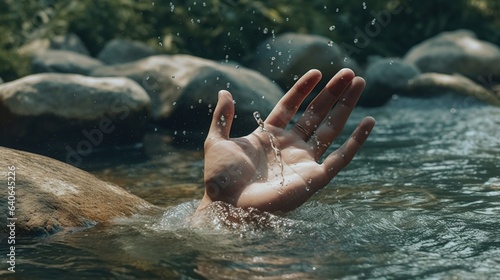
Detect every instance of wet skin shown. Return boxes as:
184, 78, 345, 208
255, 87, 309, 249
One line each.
197, 68, 375, 213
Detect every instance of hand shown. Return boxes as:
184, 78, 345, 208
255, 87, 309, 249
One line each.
197, 69, 375, 212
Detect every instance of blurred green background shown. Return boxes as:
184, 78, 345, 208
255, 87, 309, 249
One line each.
1, 0, 500, 82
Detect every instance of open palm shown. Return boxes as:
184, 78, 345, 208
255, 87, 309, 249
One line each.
197, 69, 375, 212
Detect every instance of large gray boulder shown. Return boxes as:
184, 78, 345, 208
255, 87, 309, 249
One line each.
0, 146, 154, 236
97, 39, 158, 65
249, 32, 360, 91
91, 55, 284, 142
359, 58, 421, 107
18, 33, 90, 56
32, 50, 103, 75
0, 74, 151, 161
404, 30, 500, 82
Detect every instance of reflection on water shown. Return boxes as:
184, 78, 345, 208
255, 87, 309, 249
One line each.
5, 95, 500, 279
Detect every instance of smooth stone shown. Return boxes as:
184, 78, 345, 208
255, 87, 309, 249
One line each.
404, 29, 500, 81
359, 57, 421, 107
91, 54, 284, 143
97, 39, 158, 65
249, 32, 359, 91
0, 74, 151, 159
0, 146, 155, 236
407, 72, 500, 106
32, 50, 103, 75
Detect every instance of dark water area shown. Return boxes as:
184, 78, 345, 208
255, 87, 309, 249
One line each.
3, 94, 500, 279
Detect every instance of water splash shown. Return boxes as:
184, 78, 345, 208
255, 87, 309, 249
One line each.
253, 111, 285, 187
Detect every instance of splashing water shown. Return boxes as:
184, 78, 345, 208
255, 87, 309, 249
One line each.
253, 111, 285, 187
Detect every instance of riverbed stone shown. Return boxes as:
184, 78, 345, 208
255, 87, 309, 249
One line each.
32, 50, 103, 75
0, 73, 151, 159
18, 33, 90, 56
404, 29, 500, 82
407, 72, 500, 106
0, 146, 154, 236
248, 32, 360, 92
91, 54, 284, 143
97, 39, 158, 65
359, 57, 421, 107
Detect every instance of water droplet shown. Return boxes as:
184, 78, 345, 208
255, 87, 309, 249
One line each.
293, 75, 299, 81
305, 120, 311, 126
364, 131, 369, 135
266, 43, 271, 50
362, 2, 367, 9
263, 28, 269, 34
354, 38, 359, 44
198, 99, 202, 103
253, 111, 261, 122
220, 115, 226, 126
329, 25, 336, 31
328, 41, 334, 47
172, 102, 177, 106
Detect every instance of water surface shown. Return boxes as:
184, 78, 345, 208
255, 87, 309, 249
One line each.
4, 95, 500, 279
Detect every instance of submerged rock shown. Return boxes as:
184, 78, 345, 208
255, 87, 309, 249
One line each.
407, 72, 500, 106
97, 39, 158, 65
359, 58, 421, 107
91, 55, 283, 143
249, 32, 359, 91
32, 50, 103, 75
0, 74, 151, 160
0, 146, 154, 236
404, 30, 500, 82
18, 33, 90, 56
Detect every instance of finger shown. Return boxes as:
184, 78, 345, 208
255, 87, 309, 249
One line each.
310, 77, 366, 158
294, 69, 355, 141
206, 90, 235, 145
265, 69, 322, 128
321, 116, 375, 179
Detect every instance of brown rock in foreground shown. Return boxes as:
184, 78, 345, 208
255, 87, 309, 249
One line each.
0, 147, 155, 236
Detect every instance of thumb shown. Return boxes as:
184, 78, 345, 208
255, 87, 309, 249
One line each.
207, 90, 235, 142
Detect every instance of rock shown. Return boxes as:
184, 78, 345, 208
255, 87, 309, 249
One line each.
18, 33, 90, 56
0, 74, 151, 160
97, 39, 157, 65
248, 32, 360, 91
91, 55, 284, 143
404, 29, 500, 82
0, 146, 154, 236
407, 73, 500, 106
32, 50, 103, 75
359, 58, 420, 107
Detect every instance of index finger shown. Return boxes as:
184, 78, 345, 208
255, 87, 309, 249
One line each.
264, 69, 322, 128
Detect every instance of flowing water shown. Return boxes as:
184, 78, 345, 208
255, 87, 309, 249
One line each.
4, 95, 500, 279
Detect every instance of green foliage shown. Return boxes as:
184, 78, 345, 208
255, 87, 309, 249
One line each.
0, 0, 500, 81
